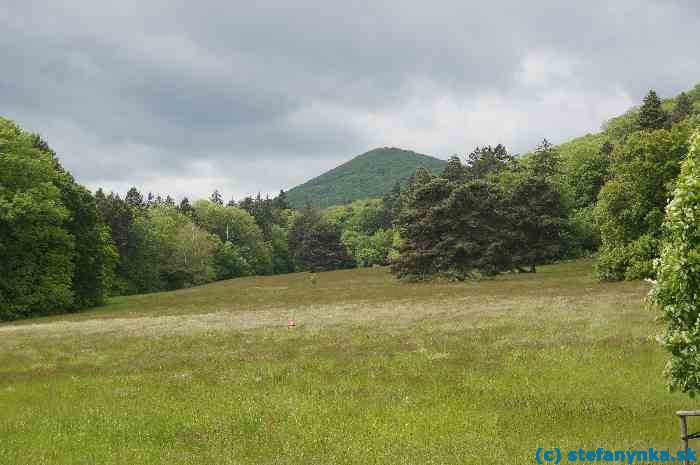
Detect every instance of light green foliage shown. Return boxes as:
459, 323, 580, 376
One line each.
600, 108, 639, 143
193, 200, 273, 276
558, 134, 611, 209
551, 136, 612, 256
650, 131, 700, 395
560, 205, 599, 257
214, 241, 252, 280
342, 228, 394, 267
595, 123, 692, 280
126, 206, 219, 292
286, 147, 446, 209
325, 199, 394, 267
169, 221, 219, 287
324, 199, 385, 235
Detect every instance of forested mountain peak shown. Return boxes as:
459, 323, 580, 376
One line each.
286, 147, 446, 209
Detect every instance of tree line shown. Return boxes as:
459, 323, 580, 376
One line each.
391, 88, 699, 281
1, 86, 699, 320
0, 118, 116, 320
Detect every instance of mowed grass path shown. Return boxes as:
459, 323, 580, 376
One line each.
0, 259, 695, 464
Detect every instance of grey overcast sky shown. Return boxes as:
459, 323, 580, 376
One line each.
2, 0, 699, 201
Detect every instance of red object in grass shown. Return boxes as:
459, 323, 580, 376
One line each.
287, 319, 296, 328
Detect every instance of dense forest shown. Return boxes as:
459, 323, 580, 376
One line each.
286, 147, 446, 209
1, 84, 699, 320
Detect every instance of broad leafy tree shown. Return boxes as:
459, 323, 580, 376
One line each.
595, 122, 692, 280
0, 118, 116, 320
650, 131, 700, 394
192, 200, 273, 275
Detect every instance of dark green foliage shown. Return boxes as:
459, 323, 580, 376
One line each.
636, 89, 668, 131
97, 187, 151, 294
238, 193, 286, 240
392, 146, 567, 279
289, 205, 355, 272
670, 92, 693, 124
210, 189, 223, 205
391, 172, 510, 279
379, 181, 403, 229
95, 190, 133, 292
58, 180, 117, 307
504, 142, 566, 269
286, 147, 446, 209
390, 175, 450, 279
125, 187, 144, 211
271, 224, 295, 274
272, 189, 290, 210
503, 175, 565, 272
178, 197, 193, 216
528, 139, 561, 179
464, 144, 514, 180
441, 155, 465, 182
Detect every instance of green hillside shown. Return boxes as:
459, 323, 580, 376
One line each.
286, 147, 446, 209
555, 83, 700, 162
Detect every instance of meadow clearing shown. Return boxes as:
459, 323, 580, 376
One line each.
0, 259, 695, 464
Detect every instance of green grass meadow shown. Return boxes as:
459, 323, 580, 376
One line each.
0, 259, 695, 464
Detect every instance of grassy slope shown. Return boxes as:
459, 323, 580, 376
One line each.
0, 259, 695, 464
286, 147, 446, 209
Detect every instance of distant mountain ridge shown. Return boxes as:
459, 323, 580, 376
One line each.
286, 147, 446, 209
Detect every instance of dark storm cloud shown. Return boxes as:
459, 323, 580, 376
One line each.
1, 0, 699, 199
